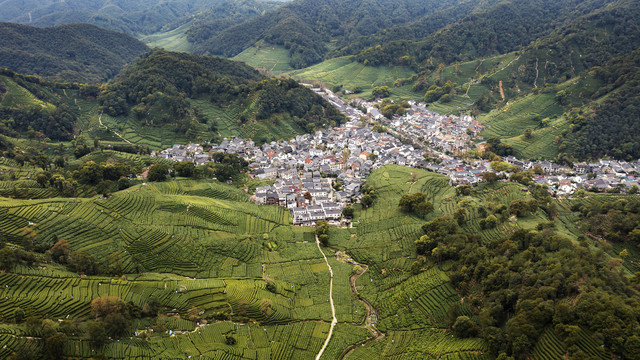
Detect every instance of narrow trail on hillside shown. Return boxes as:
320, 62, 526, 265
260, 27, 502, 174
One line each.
315, 235, 337, 360
98, 110, 133, 145
484, 54, 520, 79
338, 254, 384, 360
533, 57, 539, 88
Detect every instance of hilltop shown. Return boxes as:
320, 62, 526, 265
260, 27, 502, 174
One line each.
98, 50, 345, 145
0, 22, 149, 83
0, 50, 345, 148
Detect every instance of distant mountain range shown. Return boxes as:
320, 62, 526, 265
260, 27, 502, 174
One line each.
0, 0, 289, 35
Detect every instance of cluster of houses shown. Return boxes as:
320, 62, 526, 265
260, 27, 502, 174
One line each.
505, 157, 640, 195
383, 103, 484, 155
151, 87, 640, 226
153, 143, 210, 165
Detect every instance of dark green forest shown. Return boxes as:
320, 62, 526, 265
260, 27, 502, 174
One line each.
562, 49, 640, 160
185, 0, 281, 52
355, 0, 639, 73
419, 210, 640, 359
0, 22, 149, 83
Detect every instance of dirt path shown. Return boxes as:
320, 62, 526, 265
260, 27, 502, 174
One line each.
315, 235, 337, 360
498, 80, 505, 100
339, 258, 384, 360
98, 111, 134, 145
533, 57, 539, 88
485, 54, 520, 79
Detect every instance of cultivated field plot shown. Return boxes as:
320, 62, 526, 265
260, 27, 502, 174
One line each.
289, 57, 417, 100
0, 75, 55, 109
531, 328, 608, 360
0, 176, 371, 357
0, 179, 299, 277
233, 45, 294, 75
0, 320, 357, 359
344, 329, 489, 360
191, 99, 305, 143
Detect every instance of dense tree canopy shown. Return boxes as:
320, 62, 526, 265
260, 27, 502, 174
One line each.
0, 22, 148, 83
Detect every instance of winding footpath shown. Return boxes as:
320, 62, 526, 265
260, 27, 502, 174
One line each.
315, 235, 337, 360
98, 111, 133, 145
338, 256, 384, 359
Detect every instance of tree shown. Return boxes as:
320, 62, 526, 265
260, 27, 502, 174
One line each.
454, 208, 467, 225
44, 333, 66, 360
50, 239, 70, 263
399, 193, 426, 212
13, 308, 25, 323
91, 296, 124, 319
174, 161, 195, 178
104, 313, 130, 338
25, 316, 42, 333
414, 201, 434, 217
67, 251, 99, 275
303, 191, 312, 202
148, 164, 169, 182
86, 321, 107, 348
225, 335, 237, 345
96, 180, 113, 198
361, 194, 373, 208
342, 206, 354, 218
372, 86, 390, 98
482, 172, 499, 183
316, 221, 329, 246
117, 177, 130, 190
410, 260, 423, 274
480, 214, 498, 229
555, 90, 568, 105
36, 173, 49, 187
452, 316, 479, 338
523, 129, 533, 139
0, 248, 17, 270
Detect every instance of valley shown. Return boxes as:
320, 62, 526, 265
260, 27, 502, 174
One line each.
0, 0, 640, 359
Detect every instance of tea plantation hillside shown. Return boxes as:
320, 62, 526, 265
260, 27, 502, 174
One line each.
0, 178, 368, 359
0, 165, 639, 359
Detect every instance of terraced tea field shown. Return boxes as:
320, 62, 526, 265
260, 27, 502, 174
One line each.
0, 166, 617, 358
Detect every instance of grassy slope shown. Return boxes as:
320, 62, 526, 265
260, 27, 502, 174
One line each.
288, 57, 418, 101
233, 44, 295, 76
0, 75, 55, 110
139, 23, 193, 53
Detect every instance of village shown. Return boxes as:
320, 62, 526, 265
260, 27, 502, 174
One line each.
152, 87, 640, 225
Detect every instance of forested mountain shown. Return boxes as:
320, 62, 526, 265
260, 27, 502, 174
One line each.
191, 0, 475, 68
0, 0, 215, 35
561, 49, 640, 160
185, 0, 281, 47
188, 0, 634, 71
99, 50, 345, 142
355, 0, 631, 68
0, 22, 148, 83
